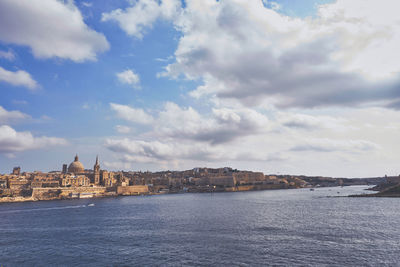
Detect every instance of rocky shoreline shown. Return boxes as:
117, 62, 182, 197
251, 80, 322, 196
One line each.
349, 179, 400, 197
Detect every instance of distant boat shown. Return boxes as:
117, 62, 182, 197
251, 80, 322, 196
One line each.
88, 203, 95, 207
310, 188, 314, 191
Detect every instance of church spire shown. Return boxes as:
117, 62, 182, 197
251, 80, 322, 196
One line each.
74, 154, 79, 162
94, 155, 100, 169
94, 155, 100, 185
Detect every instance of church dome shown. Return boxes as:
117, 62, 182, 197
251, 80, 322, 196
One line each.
68, 154, 85, 173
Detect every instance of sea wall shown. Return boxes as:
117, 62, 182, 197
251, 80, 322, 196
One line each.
32, 187, 108, 200
117, 185, 149, 195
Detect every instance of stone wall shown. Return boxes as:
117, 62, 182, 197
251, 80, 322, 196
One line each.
117, 185, 149, 195
32, 187, 107, 200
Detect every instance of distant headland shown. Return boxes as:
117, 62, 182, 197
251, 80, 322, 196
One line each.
350, 176, 400, 197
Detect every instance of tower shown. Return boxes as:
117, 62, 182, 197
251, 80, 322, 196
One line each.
62, 164, 67, 174
12, 166, 20, 175
94, 155, 100, 185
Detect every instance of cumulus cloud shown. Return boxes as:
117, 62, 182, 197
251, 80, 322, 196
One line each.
102, 0, 400, 109
101, 0, 400, 176
0, 106, 31, 124
0, 0, 109, 62
0, 66, 38, 90
103, 102, 400, 176
290, 138, 380, 153
110, 102, 269, 144
0, 125, 67, 155
116, 69, 140, 88
110, 103, 154, 124
115, 125, 131, 134
159, 103, 269, 144
104, 138, 282, 165
102, 0, 181, 39
81, 2, 92, 8
0, 49, 15, 61
277, 112, 350, 132
105, 139, 203, 161
169, 0, 400, 108
105, 101, 275, 167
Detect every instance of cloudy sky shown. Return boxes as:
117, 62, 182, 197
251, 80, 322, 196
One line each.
1, 0, 400, 177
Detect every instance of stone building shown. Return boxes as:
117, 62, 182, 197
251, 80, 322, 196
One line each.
0, 179, 7, 188
93, 155, 100, 185
31, 174, 60, 188
102, 170, 116, 187
67, 154, 85, 173
62, 154, 104, 186
61, 175, 90, 187
12, 167, 21, 175
62, 164, 67, 174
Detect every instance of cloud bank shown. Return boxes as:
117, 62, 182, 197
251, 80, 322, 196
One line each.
104, 0, 400, 109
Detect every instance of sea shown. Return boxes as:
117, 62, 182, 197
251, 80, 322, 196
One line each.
1, 186, 400, 266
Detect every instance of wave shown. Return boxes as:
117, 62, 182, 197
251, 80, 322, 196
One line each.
0, 204, 87, 214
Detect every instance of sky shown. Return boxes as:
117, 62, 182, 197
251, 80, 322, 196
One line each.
1, 0, 400, 177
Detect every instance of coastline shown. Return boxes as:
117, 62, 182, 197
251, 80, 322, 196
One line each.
0, 185, 371, 204
0, 186, 289, 204
349, 183, 400, 198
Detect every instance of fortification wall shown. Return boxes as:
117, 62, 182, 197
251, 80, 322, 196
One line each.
117, 185, 149, 195
32, 187, 107, 200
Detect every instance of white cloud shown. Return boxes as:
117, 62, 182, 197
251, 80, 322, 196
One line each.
105, 138, 256, 163
277, 112, 350, 132
0, 49, 15, 61
81, 2, 93, 8
102, 0, 400, 176
0, 125, 67, 155
110, 103, 154, 124
111, 0, 400, 109
262, 1, 281, 11
104, 101, 400, 176
0, 66, 38, 90
102, 0, 181, 39
0, 106, 31, 124
0, 0, 109, 62
110, 101, 269, 144
115, 125, 131, 134
290, 138, 381, 153
116, 69, 140, 88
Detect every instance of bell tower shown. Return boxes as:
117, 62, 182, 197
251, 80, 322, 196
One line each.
94, 155, 100, 185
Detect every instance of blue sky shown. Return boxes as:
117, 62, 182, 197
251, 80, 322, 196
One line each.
1, 0, 400, 177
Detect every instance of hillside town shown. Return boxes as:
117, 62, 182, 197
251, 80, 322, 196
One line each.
0, 154, 384, 203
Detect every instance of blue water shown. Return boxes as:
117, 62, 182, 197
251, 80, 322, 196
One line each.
1, 186, 400, 266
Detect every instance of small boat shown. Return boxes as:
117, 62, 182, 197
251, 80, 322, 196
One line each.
310, 188, 314, 191
88, 203, 95, 207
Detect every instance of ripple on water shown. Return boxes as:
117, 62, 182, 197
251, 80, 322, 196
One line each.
0, 186, 400, 266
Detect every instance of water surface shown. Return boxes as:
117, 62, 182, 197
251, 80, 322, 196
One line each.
1, 186, 399, 266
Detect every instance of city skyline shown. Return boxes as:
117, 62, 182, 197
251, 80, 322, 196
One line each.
1, 0, 400, 177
